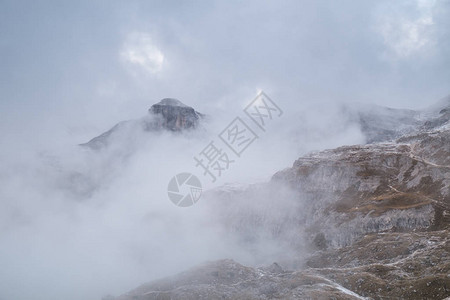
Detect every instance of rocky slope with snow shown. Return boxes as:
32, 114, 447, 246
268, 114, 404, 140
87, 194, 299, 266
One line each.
344, 96, 450, 143
113, 98, 450, 300
82, 98, 203, 149
272, 127, 449, 248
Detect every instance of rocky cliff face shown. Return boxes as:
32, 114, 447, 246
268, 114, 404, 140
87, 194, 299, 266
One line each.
147, 98, 203, 131
112, 99, 450, 300
81, 98, 203, 149
272, 128, 449, 248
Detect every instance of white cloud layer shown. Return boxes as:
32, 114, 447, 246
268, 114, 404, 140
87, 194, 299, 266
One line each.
120, 32, 164, 74
374, 0, 437, 59
0, 1, 449, 299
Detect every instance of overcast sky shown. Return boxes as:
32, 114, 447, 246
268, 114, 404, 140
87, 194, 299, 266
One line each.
1, 2, 450, 299
1, 0, 450, 142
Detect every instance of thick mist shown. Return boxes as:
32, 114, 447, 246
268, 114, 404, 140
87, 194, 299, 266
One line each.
0, 97, 365, 300
1, 1, 449, 299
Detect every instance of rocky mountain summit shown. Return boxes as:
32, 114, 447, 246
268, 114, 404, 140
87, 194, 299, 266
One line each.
148, 98, 204, 131
81, 98, 203, 149
111, 98, 450, 300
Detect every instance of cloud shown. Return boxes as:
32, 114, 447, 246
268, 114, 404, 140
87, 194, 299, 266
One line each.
374, 0, 437, 59
120, 32, 164, 74
0, 1, 449, 299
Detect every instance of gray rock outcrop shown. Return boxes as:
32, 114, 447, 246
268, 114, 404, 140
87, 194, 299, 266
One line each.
81, 98, 203, 149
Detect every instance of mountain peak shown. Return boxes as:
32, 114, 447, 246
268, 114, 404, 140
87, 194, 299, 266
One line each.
81, 98, 203, 149
148, 98, 201, 131
154, 98, 189, 107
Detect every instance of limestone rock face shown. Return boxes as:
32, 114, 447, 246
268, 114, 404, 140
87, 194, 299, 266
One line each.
147, 98, 202, 131
271, 128, 450, 248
